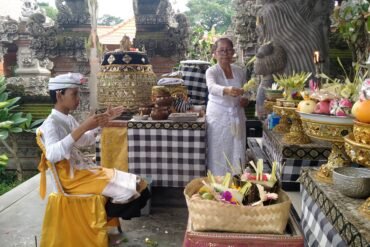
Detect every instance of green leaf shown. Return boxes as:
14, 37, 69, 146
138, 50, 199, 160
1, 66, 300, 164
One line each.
0, 109, 8, 121
0, 92, 8, 102
9, 127, 23, 133
30, 118, 44, 128
7, 105, 19, 111
0, 120, 13, 129
24, 113, 32, 128
0, 85, 7, 95
10, 112, 23, 121
0, 97, 20, 109
11, 117, 28, 126
0, 130, 9, 140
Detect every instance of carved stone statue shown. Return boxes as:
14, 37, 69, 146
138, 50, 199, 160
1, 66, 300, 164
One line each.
21, 0, 42, 20
56, 0, 90, 25
119, 35, 132, 51
255, 0, 332, 76
253, 0, 333, 119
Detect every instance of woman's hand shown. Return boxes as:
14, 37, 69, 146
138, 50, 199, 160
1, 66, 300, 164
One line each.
240, 96, 249, 108
224, 86, 244, 97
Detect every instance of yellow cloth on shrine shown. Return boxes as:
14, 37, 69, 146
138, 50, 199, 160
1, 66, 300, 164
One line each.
40, 193, 108, 247
100, 127, 128, 172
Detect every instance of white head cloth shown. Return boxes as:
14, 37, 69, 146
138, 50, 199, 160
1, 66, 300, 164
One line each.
157, 77, 184, 86
48, 73, 87, 90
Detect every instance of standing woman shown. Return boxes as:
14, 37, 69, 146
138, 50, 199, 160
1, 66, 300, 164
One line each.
206, 37, 249, 175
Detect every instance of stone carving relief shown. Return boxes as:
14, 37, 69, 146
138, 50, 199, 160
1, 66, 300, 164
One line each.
233, 0, 259, 58
7, 75, 50, 96
0, 17, 19, 43
0, 44, 8, 62
27, 13, 88, 62
56, 0, 90, 25
165, 13, 189, 59
254, 0, 333, 76
21, 0, 42, 20
133, 0, 189, 58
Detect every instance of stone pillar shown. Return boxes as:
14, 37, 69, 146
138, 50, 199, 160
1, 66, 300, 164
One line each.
7, 37, 52, 97
133, 0, 189, 76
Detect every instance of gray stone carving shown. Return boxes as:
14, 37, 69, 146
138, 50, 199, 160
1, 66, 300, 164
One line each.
27, 13, 88, 62
56, 0, 90, 25
254, 0, 333, 76
133, 0, 189, 58
233, 0, 259, 60
0, 16, 19, 43
21, 0, 42, 21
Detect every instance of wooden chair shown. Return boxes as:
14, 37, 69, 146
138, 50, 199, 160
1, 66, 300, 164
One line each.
36, 131, 110, 247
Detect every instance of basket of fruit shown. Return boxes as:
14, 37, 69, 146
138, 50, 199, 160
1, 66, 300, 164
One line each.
184, 160, 291, 234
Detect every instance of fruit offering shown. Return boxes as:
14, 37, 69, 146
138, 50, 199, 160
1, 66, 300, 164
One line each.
194, 159, 279, 207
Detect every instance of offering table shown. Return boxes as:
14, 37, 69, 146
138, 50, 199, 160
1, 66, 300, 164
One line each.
96, 118, 207, 187
262, 125, 331, 191
300, 169, 370, 247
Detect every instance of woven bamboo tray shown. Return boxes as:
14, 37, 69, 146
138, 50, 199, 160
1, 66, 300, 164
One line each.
184, 177, 291, 234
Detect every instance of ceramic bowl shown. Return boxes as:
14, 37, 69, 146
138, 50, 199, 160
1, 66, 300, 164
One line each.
297, 112, 354, 125
132, 115, 149, 121
353, 120, 370, 145
332, 167, 370, 198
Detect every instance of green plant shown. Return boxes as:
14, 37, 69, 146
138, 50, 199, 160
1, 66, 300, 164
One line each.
332, 1, 370, 63
273, 72, 312, 100
0, 76, 44, 181
186, 25, 218, 62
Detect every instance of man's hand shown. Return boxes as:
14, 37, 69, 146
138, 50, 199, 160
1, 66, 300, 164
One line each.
105, 105, 124, 120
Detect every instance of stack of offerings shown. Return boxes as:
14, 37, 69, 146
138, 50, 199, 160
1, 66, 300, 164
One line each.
150, 86, 172, 120
157, 71, 191, 113
97, 50, 157, 113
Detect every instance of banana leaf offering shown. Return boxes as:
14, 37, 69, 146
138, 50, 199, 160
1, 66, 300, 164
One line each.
195, 159, 279, 207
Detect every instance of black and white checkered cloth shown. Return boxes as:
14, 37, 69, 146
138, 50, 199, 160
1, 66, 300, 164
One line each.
301, 188, 347, 247
127, 128, 207, 187
262, 132, 326, 189
179, 64, 209, 105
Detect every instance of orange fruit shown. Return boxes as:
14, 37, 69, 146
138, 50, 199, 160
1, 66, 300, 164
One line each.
352, 100, 370, 123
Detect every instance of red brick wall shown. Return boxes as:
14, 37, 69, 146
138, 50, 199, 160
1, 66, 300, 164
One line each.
51, 57, 80, 75
150, 55, 178, 78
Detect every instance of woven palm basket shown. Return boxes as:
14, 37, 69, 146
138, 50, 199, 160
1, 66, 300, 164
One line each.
184, 177, 291, 234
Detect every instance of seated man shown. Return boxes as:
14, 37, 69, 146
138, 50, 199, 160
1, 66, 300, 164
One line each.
37, 72, 150, 220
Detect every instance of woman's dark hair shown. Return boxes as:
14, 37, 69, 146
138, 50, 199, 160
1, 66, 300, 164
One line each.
49, 89, 66, 104
212, 37, 234, 53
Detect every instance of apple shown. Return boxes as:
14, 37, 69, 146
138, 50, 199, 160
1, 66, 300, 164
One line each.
297, 99, 316, 113
314, 100, 330, 114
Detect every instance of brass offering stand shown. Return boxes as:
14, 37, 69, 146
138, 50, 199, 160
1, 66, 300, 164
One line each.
299, 113, 354, 179
273, 105, 310, 144
344, 132, 370, 217
272, 100, 291, 134
263, 100, 275, 115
